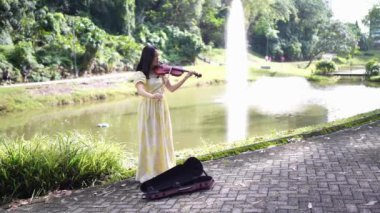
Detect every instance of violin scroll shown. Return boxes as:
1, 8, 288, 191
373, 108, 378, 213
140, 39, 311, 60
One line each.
186, 70, 202, 78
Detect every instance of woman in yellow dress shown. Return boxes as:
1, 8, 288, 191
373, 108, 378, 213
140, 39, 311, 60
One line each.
134, 45, 194, 183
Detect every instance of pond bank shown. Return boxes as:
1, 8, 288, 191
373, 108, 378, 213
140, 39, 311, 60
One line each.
0, 69, 228, 116
0, 72, 135, 115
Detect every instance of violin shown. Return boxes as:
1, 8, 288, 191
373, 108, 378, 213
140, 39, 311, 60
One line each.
154, 63, 202, 78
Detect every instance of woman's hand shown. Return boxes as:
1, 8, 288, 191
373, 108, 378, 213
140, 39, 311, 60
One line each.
186, 71, 195, 78
151, 93, 163, 100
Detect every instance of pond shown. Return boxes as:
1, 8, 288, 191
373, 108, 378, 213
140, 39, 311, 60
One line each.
1, 76, 380, 156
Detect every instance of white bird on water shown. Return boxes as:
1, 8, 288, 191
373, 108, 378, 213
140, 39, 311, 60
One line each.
97, 123, 110, 128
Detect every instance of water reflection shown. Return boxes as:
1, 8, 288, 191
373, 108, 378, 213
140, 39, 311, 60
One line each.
317, 85, 380, 121
1, 77, 380, 155
248, 77, 315, 115
247, 77, 380, 122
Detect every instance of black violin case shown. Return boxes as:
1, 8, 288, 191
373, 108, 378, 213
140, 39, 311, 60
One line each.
140, 157, 214, 200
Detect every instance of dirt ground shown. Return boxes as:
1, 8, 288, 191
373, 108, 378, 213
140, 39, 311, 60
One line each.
3, 72, 135, 96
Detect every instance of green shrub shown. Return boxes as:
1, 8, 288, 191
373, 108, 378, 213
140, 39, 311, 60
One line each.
0, 132, 128, 204
135, 25, 205, 65
163, 25, 205, 64
0, 30, 13, 45
365, 60, 380, 76
283, 41, 302, 61
8, 41, 38, 67
0, 50, 17, 81
315, 60, 336, 75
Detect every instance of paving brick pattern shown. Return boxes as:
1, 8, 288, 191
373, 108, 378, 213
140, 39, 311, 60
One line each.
5, 121, 380, 212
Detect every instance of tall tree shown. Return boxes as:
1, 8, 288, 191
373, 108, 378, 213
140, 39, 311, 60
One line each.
89, 0, 135, 35
135, 0, 204, 33
199, 0, 227, 47
135, 0, 157, 25
37, 0, 135, 34
0, 0, 36, 44
305, 21, 358, 67
265, 0, 331, 61
245, 0, 296, 56
363, 3, 380, 48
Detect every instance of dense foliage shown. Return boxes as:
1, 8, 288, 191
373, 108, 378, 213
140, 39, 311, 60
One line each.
363, 4, 380, 50
0, 132, 128, 204
0, 0, 141, 82
365, 60, 380, 76
0, 0, 369, 83
315, 60, 336, 75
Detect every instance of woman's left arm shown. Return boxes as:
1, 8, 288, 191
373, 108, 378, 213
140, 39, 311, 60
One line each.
163, 72, 194, 92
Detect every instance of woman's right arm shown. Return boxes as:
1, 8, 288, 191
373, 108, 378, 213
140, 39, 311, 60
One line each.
135, 82, 162, 100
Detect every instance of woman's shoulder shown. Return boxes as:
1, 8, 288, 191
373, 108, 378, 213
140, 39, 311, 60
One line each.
133, 71, 147, 84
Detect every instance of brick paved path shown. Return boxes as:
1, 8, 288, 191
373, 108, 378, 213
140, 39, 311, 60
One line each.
6, 121, 380, 212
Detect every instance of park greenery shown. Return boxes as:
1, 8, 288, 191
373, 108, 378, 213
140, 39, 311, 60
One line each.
2, 0, 380, 205
0, 0, 380, 84
315, 61, 336, 75
366, 60, 380, 76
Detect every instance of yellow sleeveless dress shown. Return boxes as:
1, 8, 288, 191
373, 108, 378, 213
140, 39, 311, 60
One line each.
133, 71, 176, 183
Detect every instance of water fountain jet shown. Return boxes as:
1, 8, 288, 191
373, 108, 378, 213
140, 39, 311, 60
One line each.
225, 0, 249, 142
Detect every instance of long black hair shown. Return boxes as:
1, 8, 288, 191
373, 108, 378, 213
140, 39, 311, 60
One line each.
136, 45, 157, 79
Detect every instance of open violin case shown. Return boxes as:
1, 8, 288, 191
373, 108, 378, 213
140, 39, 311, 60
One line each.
140, 157, 215, 200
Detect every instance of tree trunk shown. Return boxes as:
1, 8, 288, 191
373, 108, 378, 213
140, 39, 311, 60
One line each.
304, 56, 314, 69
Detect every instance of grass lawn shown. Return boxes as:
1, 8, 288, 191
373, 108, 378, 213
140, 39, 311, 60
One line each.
328, 50, 380, 70
184, 48, 314, 86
